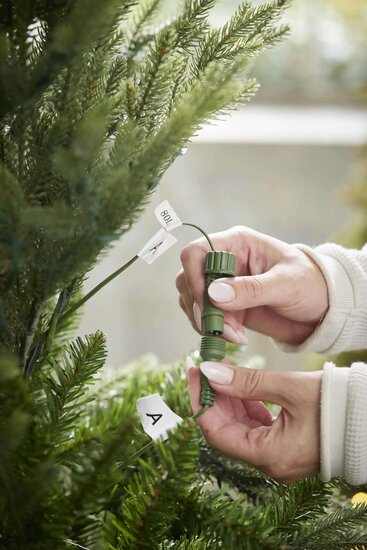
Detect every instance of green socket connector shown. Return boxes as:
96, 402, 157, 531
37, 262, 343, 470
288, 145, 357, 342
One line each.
200, 251, 237, 407
202, 251, 237, 336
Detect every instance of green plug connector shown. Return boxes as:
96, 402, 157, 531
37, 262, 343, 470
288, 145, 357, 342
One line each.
200, 251, 237, 406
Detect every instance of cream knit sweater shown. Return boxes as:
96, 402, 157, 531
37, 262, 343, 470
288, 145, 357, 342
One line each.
280, 243, 367, 485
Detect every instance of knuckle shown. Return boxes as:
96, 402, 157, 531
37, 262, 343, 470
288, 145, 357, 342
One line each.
240, 275, 263, 301
231, 224, 246, 234
179, 244, 192, 265
175, 270, 185, 292
181, 236, 214, 265
178, 296, 186, 313
237, 368, 264, 397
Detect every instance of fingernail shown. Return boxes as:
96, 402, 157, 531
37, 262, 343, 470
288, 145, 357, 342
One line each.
208, 282, 235, 303
193, 302, 202, 331
237, 329, 248, 346
200, 361, 234, 385
186, 356, 196, 370
222, 323, 241, 344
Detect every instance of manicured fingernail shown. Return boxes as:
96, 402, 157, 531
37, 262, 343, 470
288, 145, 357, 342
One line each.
193, 302, 202, 331
237, 329, 248, 346
200, 361, 234, 385
222, 323, 241, 344
208, 282, 235, 303
186, 356, 196, 370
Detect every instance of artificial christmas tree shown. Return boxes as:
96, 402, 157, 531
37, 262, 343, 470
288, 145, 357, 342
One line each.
1, 1, 367, 548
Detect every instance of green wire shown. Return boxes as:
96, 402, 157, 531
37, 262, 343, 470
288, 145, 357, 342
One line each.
182, 222, 215, 251
57, 221, 213, 324
42, 220, 214, 462
121, 405, 210, 467
60, 255, 139, 323
191, 405, 210, 420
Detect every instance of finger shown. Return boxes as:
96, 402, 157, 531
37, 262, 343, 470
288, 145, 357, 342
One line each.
179, 266, 247, 342
201, 417, 275, 467
187, 360, 235, 420
244, 306, 316, 345
207, 264, 292, 311
179, 240, 210, 310
221, 315, 248, 345
231, 398, 267, 427
243, 400, 273, 426
199, 361, 302, 411
187, 364, 202, 415
191, 303, 247, 343
179, 296, 201, 334
176, 269, 194, 315
187, 364, 235, 432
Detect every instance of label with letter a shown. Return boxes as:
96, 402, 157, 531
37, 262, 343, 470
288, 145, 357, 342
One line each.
137, 228, 177, 265
154, 200, 182, 232
136, 393, 183, 441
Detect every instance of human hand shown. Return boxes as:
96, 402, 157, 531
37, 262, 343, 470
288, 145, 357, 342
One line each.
176, 226, 329, 346
187, 358, 322, 483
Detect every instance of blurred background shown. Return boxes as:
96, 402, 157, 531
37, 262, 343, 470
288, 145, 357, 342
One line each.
78, 0, 367, 371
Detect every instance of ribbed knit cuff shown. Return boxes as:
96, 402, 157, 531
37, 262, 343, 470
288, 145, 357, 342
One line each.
345, 363, 367, 485
276, 244, 354, 354
320, 363, 350, 481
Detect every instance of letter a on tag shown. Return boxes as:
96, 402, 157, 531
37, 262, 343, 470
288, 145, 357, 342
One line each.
137, 228, 177, 265
154, 200, 182, 232
146, 413, 163, 425
136, 393, 183, 441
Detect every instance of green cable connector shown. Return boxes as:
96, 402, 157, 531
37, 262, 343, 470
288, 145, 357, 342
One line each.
200, 251, 237, 407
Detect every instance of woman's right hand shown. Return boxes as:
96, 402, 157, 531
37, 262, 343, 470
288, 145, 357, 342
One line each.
176, 226, 329, 346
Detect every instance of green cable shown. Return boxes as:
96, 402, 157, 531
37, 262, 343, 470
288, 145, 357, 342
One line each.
41, 220, 215, 461
127, 439, 155, 462
55, 221, 214, 327
57, 221, 213, 325
191, 405, 210, 420
30, 255, 139, 369
121, 405, 210, 467
60, 255, 139, 323
182, 222, 215, 251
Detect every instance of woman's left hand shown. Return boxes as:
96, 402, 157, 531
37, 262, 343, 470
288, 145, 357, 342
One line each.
187, 358, 322, 483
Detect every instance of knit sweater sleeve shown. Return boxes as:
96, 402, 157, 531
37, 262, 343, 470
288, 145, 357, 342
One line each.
275, 243, 367, 483
321, 361, 367, 484
277, 243, 367, 354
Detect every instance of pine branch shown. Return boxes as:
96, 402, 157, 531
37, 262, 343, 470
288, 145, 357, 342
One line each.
262, 477, 331, 544
106, 57, 128, 96
288, 503, 367, 549
174, 0, 216, 51
174, 487, 280, 549
128, 60, 258, 191
135, 26, 177, 124
158, 535, 213, 549
113, 422, 200, 549
125, 0, 162, 59
43, 331, 107, 442
199, 444, 273, 504
0, 2, 301, 548
192, 0, 289, 76
3, 0, 136, 114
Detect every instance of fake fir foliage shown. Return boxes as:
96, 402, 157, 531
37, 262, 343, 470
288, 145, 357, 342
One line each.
1, 1, 367, 549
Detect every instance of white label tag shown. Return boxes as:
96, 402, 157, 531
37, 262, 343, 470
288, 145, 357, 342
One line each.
137, 228, 177, 265
154, 200, 182, 232
136, 393, 183, 441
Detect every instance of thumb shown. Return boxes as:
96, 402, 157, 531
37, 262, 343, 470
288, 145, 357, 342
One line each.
208, 268, 286, 311
200, 361, 298, 410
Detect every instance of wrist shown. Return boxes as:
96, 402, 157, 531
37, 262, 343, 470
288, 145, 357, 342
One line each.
277, 244, 354, 354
